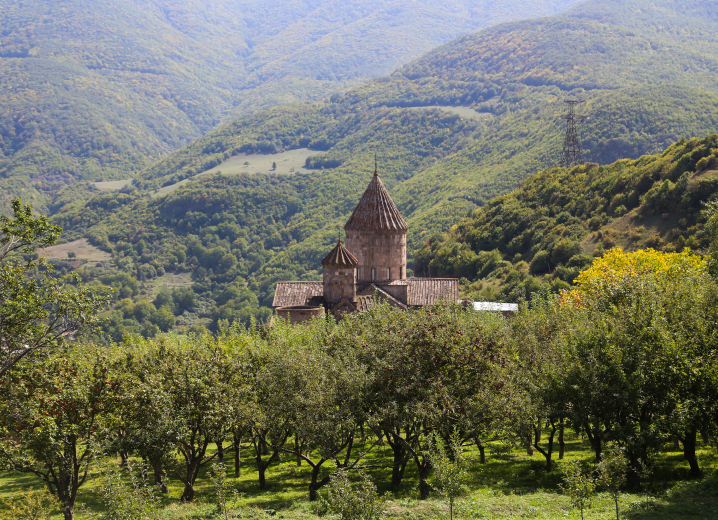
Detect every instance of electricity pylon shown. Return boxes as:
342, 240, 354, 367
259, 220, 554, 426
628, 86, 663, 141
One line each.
556, 100, 587, 168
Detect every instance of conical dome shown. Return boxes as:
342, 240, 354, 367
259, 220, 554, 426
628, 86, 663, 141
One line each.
322, 239, 358, 267
344, 172, 408, 231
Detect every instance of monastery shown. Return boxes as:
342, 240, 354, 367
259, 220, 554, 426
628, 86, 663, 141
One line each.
272, 165, 459, 323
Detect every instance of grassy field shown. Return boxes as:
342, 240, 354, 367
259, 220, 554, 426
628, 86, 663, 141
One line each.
204, 148, 323, 176
2, 434, 717, 519
39, 238, 112, 263
149, 149, 324, 199
147, 272, 194, 292
93, 180, 132, 191
407, 106, 492, 119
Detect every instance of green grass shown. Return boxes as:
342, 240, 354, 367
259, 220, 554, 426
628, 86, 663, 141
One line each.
203, 149, 324, 177
39, 238, 113, 263
2, 435, 717, 519
149, 149, 326, 199
92, 180, 133, 191
407, 106, 493, 120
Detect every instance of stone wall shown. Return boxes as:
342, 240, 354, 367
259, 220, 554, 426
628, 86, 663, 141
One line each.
275, 305, 325, 325
346, 230, 406, 283
323, 266, 357, 303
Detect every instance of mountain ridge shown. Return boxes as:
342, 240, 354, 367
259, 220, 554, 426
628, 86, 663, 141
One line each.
46, 0, 718, 333
0, 0, 584, 214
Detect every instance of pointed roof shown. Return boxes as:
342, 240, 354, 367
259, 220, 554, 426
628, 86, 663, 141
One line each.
322, 239, 358, 267
344, 168, 408, 232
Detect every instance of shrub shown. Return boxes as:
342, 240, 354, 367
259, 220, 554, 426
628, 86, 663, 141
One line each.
326, 470, 385, 520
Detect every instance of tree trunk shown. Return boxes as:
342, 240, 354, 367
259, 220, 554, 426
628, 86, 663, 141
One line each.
181, 481, 195, 502
585, 424, 601, 463
524, 433, 533, 455
256, 450, 267, 490
387, 433, 408, 491
533, 421, 557, 471
673, 436, 681, 451
153, 461, 168, 493
558, 418, 565, 460
295, 436, 302, 466
418, 459, 431, 499
216, 441, 224, 464
683, 427, 701, 477
233, 433, 242, 478
308, 464, 331, 501
534, 420, 542, 444
474, 437, 486, 464
701, 429, 710, 446
63, 505, 74, 520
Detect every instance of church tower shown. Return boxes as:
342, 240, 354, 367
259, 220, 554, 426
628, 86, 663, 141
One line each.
322, 238, 358, 304
344, 164, 408, 283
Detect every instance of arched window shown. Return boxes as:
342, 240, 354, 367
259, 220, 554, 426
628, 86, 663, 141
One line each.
371, 268, 375, 281
387, 268, 391, 280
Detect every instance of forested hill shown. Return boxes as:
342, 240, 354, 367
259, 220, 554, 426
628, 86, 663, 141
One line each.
0, 0, 583, 214
416, 134, 718, 302
50, 0, 718, 335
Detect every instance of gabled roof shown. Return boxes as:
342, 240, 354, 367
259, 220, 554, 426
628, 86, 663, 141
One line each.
406, 278, 459, 306
356, 284, 408, 310
344, 172, 408, 232
272, 281, 323, 308
322, 239, 358, 267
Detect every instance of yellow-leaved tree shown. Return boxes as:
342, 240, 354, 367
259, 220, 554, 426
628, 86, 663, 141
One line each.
561, 247, 707, 308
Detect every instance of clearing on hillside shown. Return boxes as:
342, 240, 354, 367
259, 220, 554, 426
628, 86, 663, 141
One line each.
40, 239, 112, 262
93, 179, 132, 191
203, 148, 325, 176
151, 148, 327, 198
148, 272, 193, 292
408, 106, 491, 119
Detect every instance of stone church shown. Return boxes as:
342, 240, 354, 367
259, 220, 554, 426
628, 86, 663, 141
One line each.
272, 166, 459, 323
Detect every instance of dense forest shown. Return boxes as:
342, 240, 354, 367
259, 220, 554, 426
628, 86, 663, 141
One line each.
417, 134, 718, 301
0, 0, 582, 215
42, 0, 718, 337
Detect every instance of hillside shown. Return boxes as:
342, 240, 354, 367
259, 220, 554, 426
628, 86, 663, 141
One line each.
0, 0, 583, 214
49, 0, 718, 337
416, 134, 718, 301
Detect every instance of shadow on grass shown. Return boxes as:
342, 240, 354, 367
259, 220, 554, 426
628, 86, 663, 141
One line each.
624, 476, 718, 519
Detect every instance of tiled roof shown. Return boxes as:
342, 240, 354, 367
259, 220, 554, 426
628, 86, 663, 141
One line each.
322, 240, 358, 267
406, 278, 459, 306
272, 281, 323, 308
344, 172, 408, 232
354, 285, 407, 310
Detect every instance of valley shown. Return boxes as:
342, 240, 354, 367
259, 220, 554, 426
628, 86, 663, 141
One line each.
44, 0, 718, 336
0, 0, 585, 215
2, 1, 718, 519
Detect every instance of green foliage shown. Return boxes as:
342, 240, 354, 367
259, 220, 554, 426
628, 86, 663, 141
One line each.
0, 487, 57, 520
326, 469, 385, 520
0, 198, 111, 376
560, 461, 596, 520
428, 433, 469, 520
209, 463, 231, 520
95, 457, 161, 520
706, 198, 718, 276
422, 134, 718, 301
0, 350, 124, 520
597, 447, 630, 520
